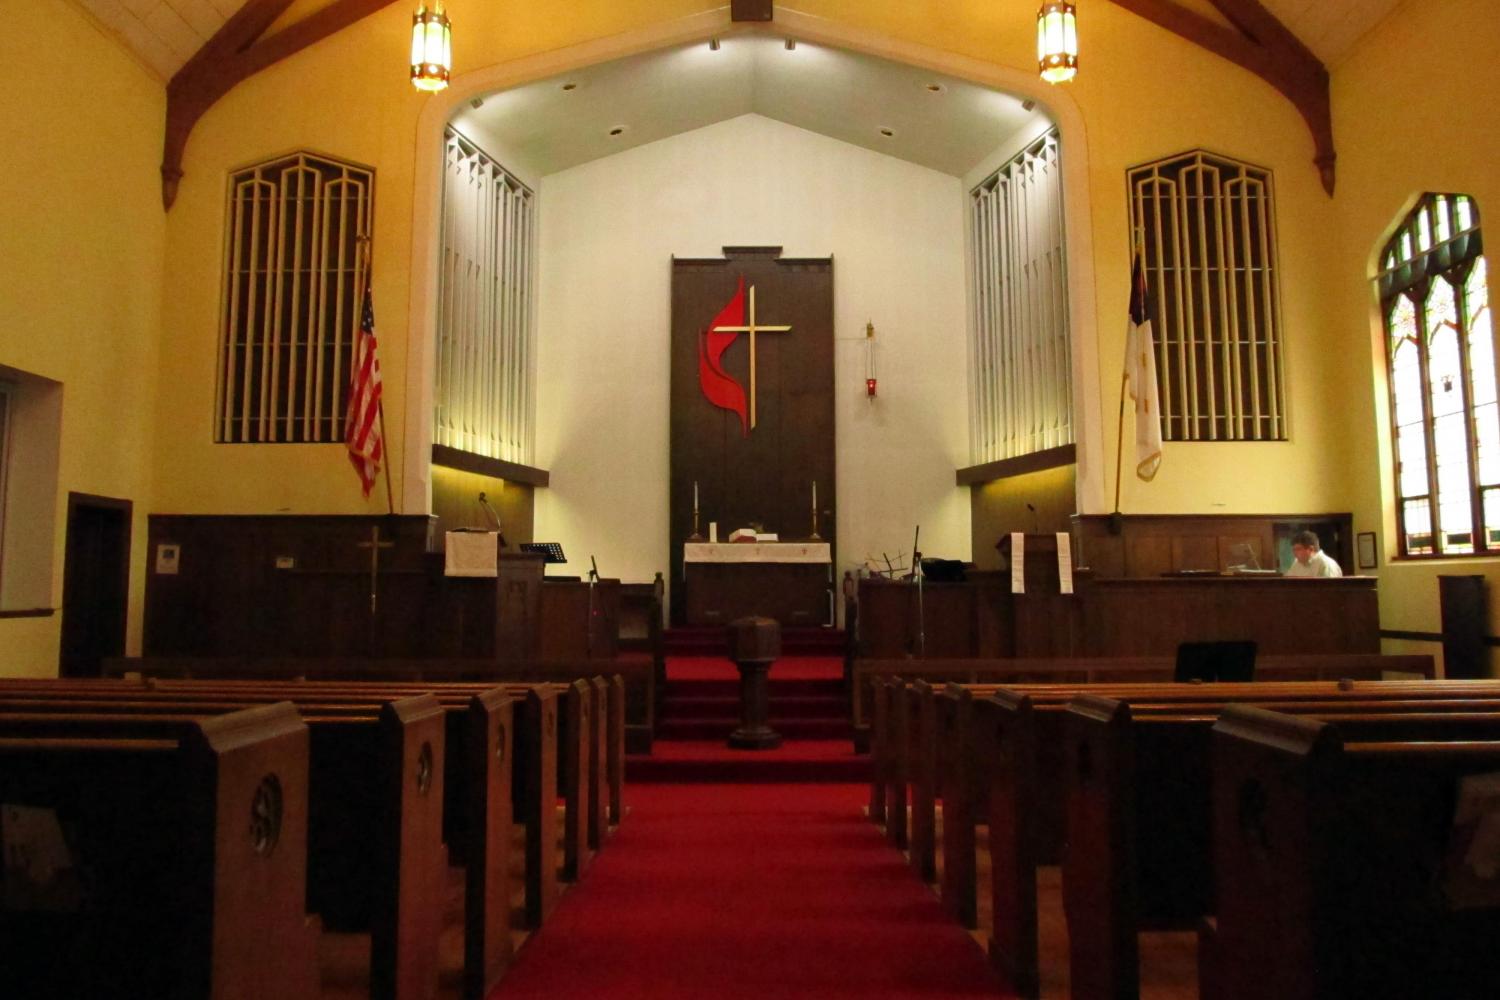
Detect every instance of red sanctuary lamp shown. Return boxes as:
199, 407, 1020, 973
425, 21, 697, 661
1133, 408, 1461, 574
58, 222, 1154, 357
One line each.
864, 321, 877, 399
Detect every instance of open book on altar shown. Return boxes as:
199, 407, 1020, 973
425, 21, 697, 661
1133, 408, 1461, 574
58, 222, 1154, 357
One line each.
728, 528, 779, 543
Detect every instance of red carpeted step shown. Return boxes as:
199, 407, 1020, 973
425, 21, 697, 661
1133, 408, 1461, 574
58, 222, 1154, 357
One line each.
626, 741, 869, 783
657, 718, 850, 741
662, 694, 845, 721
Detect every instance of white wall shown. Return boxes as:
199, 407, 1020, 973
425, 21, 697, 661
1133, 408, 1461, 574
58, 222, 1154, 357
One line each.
534, 113, 970, 589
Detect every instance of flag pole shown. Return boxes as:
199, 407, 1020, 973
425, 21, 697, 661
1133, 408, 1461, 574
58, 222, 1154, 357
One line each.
1113, 371, 1128, 516
1113, 231, 1149, 534
377, 398, 395, 515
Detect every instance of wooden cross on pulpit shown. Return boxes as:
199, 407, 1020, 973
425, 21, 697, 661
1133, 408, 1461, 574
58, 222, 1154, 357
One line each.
713, 284, 791, 429
356, 524, 395, 615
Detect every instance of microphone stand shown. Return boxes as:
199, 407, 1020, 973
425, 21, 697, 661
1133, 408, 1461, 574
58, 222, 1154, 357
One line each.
911, 525, 925, 658
586, 556, 600, 658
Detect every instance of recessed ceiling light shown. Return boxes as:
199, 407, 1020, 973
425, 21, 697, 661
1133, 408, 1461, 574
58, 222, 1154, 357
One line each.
561, 82, 578, 92
784, 38, 796, 51
609, 125, 627, 137
878, 127, 895, 138
925, 83, 946, 94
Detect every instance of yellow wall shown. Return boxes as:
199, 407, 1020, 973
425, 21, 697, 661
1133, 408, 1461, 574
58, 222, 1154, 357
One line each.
970, 465, 1078, 571
9, 0, 1484, 669
1330, 0, 1500, 672
152, 0, 1349, 521
0, 0, 165, 676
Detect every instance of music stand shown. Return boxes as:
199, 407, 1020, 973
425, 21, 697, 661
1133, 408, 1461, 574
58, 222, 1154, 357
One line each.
1174, 640, 1257, 683
520, 542, 568, 578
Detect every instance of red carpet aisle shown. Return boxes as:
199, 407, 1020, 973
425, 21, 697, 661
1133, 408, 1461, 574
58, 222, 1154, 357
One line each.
490, 783, 1009, 1000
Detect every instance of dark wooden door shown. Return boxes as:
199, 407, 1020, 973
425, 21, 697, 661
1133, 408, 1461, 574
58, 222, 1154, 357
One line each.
60, 493, 132, 677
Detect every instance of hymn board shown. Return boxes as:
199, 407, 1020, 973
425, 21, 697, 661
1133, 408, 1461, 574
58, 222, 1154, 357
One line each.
669, 247, 835, 624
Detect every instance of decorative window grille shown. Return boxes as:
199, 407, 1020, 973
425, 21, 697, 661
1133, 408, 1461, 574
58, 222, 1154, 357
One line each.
435, 128, 536, 464
968, 129, 1071, 464
1378, 194, 1494, 557
215, 151, 374, 443
1127, 151, 1286, 441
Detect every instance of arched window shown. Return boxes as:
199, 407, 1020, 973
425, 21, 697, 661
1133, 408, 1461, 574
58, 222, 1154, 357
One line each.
1379, 194, 1494, 556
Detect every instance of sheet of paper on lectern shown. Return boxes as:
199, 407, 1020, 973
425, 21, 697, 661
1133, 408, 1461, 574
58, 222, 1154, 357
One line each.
445, 530, 499, 577
1010, 532, 1025, 594
1057, 532, 1074, 594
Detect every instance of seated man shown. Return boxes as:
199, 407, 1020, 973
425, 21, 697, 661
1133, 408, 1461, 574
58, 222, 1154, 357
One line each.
1284, 530, 1343, 578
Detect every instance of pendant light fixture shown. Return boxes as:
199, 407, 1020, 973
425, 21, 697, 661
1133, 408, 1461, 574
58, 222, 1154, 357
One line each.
1037, 1, 1078, 84
410, 1, 452, 92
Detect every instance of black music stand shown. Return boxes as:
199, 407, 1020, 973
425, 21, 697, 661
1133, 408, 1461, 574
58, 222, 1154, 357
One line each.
520, 542, 572, 579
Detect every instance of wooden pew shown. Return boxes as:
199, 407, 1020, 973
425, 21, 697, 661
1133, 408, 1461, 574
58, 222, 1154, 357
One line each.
872, 678, 1500, 997
140, 676, 615, 890
0, 686, 456, 1000
0, 703, 319, 1000
1061, 693, 1500, 1000
104, 655, 658, 753
18, 677, 582, 935
1208, 705, 1500, 1000
851, 653, 1437, 743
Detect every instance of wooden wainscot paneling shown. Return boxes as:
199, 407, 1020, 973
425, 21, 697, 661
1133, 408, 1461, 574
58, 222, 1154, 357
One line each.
1072, 513, 1354, 579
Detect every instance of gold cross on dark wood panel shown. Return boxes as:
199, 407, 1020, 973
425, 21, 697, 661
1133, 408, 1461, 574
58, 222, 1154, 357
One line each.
712, 284, 791, 429
355, 524, 396, 615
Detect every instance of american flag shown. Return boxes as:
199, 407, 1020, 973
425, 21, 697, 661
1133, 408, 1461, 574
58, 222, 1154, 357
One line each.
345, 283, 384, 497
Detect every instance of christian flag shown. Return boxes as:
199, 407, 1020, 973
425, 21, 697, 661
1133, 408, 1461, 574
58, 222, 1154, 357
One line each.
345, 283, 384, 497
1126, 254, 1163, 481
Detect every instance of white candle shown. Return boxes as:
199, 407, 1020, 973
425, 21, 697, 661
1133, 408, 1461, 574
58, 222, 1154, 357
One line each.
812, 480, 817, 512
693, 481, 699, 510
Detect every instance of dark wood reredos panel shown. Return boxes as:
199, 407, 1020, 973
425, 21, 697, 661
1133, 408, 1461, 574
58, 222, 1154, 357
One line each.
670, 247, 835, 622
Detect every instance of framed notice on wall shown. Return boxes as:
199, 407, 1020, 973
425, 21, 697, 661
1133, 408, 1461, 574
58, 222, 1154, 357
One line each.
1357, 531, 1377, 570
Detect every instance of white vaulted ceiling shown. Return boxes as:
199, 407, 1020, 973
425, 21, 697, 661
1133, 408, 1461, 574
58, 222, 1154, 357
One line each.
74, 0, 1411, 85
453, 35, 1040, 179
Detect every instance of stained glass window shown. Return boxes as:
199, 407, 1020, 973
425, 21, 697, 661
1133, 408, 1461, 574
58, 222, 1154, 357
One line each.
1379, 194, 1495, 557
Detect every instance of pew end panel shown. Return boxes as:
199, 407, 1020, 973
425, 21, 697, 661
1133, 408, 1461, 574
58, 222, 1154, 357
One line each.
907, 681, 939, 886
1210, 706, 1500, 1000
463, 690, 515, 1000
517, 688, 560, 927
372, 695, 449, 1000
186, 703, 320, 1000
1062, 695, 1140, 1000
936, 684, 978, 927
588, 676, 609, 851
980, 691, 1040, 999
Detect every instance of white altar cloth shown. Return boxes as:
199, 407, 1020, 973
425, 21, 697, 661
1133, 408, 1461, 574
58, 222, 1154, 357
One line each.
684, 542, 831, 564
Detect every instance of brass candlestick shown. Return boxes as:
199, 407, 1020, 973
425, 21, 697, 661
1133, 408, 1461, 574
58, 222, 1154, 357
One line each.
689, 506, 704, 541
810, 506, 821, 540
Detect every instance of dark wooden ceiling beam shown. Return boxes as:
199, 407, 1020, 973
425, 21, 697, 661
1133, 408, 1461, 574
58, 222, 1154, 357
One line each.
161, 0, 402, 209
1108, 0, 1336, 195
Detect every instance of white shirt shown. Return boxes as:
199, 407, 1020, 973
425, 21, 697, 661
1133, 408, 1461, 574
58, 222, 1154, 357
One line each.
1285, 549, 1342, 578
